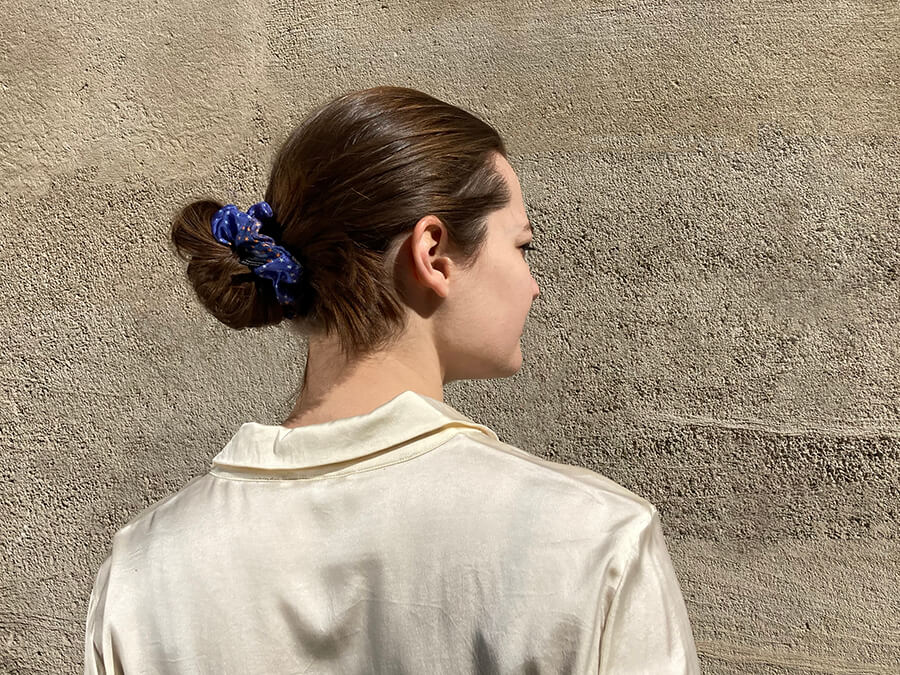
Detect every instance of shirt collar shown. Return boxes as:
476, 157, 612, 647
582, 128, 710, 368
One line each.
210, 389, 499, 479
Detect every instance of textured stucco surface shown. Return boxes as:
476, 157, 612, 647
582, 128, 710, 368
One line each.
1, 0, 898, 672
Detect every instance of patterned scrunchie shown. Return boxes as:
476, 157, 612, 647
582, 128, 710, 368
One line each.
210, 201, 303, 316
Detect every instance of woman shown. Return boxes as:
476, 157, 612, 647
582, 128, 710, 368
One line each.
84, 86, 701, 674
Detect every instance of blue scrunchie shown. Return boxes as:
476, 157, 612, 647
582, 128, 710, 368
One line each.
210, 201, 303, 314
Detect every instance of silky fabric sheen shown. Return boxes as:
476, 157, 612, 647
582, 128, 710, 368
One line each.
84, 390, 701, 674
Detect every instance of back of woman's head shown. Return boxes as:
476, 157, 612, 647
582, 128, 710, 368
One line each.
170, 86, 511, 359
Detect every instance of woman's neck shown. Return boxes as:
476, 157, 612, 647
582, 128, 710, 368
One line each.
281, 331, 444, 428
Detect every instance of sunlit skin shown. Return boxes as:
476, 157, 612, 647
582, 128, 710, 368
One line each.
282, 152, 540, 428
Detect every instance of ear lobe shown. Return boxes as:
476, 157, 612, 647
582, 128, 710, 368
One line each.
412, 241, 451, 299
426, 255, 451, 299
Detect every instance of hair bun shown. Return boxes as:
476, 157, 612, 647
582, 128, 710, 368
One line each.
170, 199, 298, 329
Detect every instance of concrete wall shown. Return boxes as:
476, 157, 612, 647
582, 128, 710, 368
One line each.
1, 0, 897, 672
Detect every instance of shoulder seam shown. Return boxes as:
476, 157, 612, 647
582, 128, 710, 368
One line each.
114, 473, 209, 535
445, 431, 657, 516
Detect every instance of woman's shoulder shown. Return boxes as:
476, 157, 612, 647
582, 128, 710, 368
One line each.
435, 429, 658, 528
106, 473, 212, 544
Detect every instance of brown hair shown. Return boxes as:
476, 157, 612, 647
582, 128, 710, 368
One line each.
169, 86, 511, 359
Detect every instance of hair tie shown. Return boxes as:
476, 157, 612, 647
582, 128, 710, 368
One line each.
210, 201, 303, 316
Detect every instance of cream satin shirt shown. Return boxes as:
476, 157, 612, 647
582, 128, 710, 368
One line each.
84, 390, 701, 674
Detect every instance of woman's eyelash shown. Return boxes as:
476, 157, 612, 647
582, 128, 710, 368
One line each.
520, 243, 536, 251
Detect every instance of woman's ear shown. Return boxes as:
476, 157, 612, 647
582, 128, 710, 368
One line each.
409, 214, 452, 299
